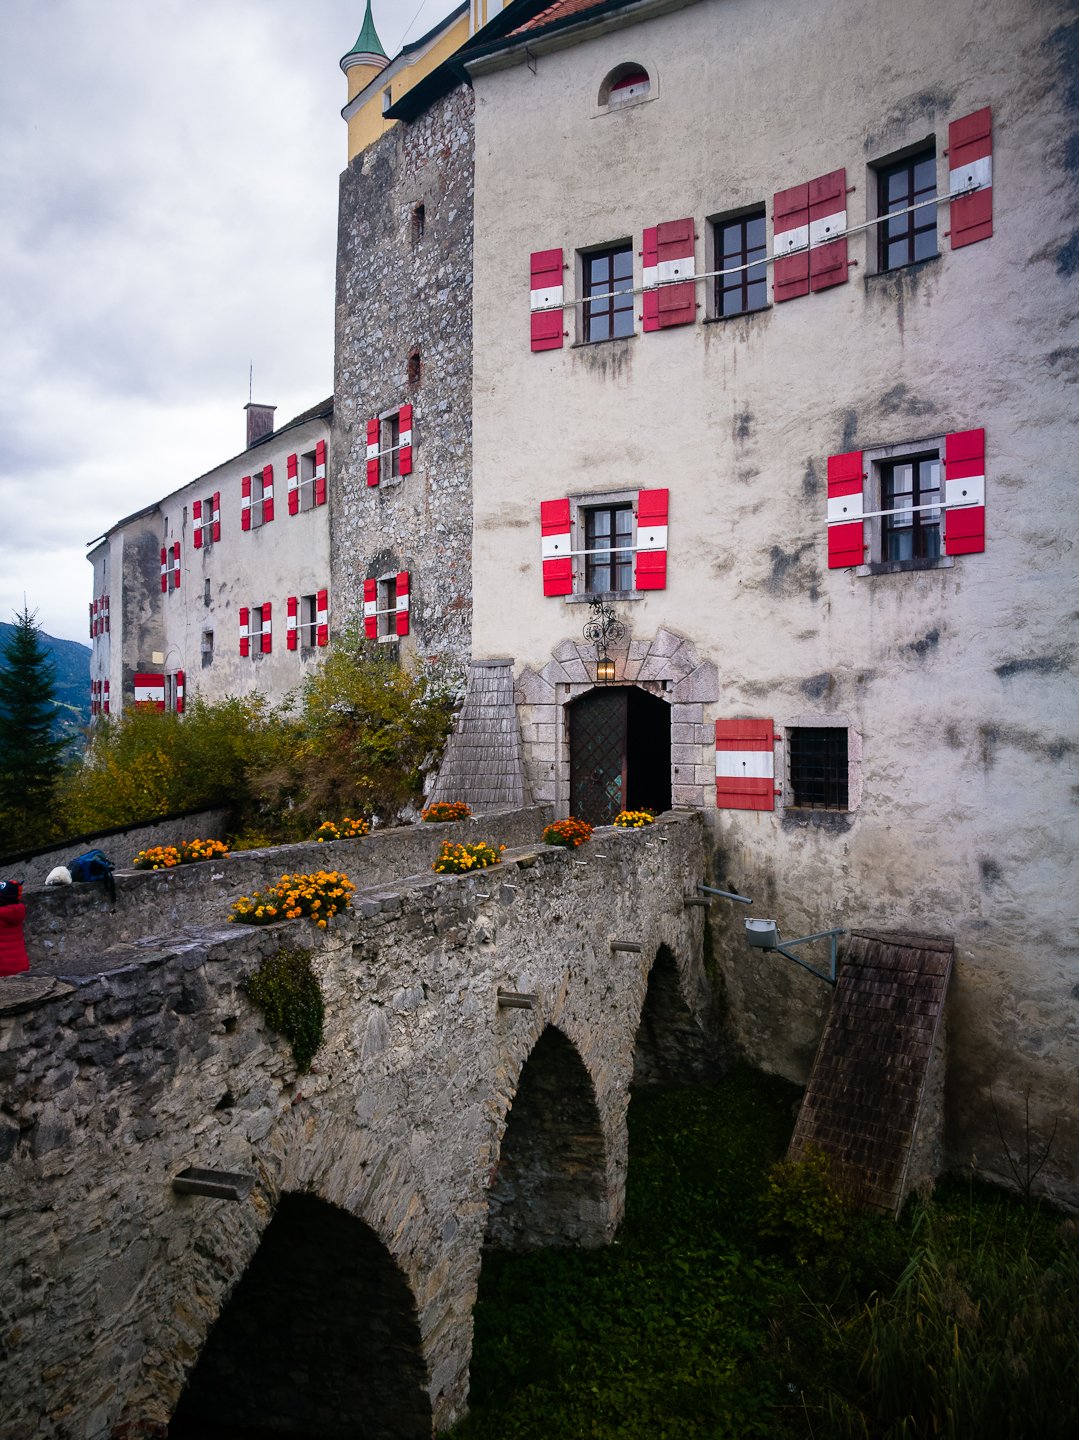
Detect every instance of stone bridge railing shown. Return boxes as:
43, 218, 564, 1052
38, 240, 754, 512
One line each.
0, 809, 718, 1440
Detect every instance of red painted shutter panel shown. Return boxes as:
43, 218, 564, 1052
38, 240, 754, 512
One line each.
103, 679, 109, 715
641, 226, 659, 332
826, 451, 865, 568
808, 168, 848, 291
314, 438, 328, 506
635, 488, 669, 590
773, 183, 810, 302
261, 601, 272, 653
395, 571, 410, 636
654, 218, 696, 327
287, 453, 299, 515
715, 719, 776, 811
540, 498, 573, 596
176, 670, 185, 714
241, 475, 252, 530
398, 403, 413, 476
530, 248, 565, 351
212, 492, 221, 542
160, 547, 168, 592
239, 606, 250, 657
316, 588, 329, 646
366, 418, 381, 487
944, 429, 986, 555
172, 541, 181, 588
363, 577, 378, 638
134, 672, 166, 710
262, 465, 274, 523
315, 439, 327, 467
286, 595, 298, 650
949, 108, 993, 248
192, 499, 203, 548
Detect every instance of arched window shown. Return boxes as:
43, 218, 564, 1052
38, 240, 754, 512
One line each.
598, 63, 651, 110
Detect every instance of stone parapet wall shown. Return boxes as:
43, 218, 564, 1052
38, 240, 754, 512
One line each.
0, 811, 714, 1438
1, 809, 232, 889
21, 806, 556, 971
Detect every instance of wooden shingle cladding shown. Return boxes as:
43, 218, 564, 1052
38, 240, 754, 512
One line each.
788, 930, 954, 1214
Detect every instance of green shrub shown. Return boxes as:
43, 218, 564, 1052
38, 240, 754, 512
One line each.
243, 946, 325, 1072
759, 1145, 853, 1265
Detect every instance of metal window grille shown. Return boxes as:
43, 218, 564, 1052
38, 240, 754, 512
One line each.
790, 728, 849, 810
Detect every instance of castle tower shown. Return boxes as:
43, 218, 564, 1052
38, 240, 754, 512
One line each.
340, 1, 389, 107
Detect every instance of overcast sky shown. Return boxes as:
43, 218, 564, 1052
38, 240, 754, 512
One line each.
0, 0, 460, 645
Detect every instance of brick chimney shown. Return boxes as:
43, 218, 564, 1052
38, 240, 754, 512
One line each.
245, 402, 276, 448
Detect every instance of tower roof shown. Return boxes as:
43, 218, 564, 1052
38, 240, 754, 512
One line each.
344, 1, 387, 61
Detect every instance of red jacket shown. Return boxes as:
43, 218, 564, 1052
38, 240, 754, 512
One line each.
0, 903, 29, 975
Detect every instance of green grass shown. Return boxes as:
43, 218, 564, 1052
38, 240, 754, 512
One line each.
450, 1068, 1078, 1440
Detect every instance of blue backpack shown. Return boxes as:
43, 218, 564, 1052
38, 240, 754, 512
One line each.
68, 850, 116, 901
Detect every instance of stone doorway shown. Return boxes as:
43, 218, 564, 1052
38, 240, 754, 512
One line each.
568, 686, 672, 825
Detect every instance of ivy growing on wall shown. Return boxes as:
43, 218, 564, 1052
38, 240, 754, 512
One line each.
244, 946, 324, 1073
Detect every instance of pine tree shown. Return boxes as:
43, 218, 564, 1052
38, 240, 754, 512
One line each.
0, 606, 70, 852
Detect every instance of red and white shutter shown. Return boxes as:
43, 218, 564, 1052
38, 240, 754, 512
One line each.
316, 588, 329, 646
286, 595, 298, 650
314, 439, 327, 505
175, 670, 185, 714
773, 183, 810, 302
653, 218, 696, 328
241, 475, 252, 530
398, 405, 413, 476
715, 719, 776, 811
193, 499, 203, 548
261, 601, 272, 653
89, 602, 94, 638
104, 595, 110, 632
212, 491, 221, 542
540, 498, 573, 596
949, 108, 992, 248
395, 571, 410, 636
826, 451, 865, 568
366, 418, 381, 487
160, 547, 168, 592
172, 541, 181, 588
635, 489, 669, 590
641, 227, 659, 331
261, 465, 274, 523
363, 578, 378, 638
944, 428, 985, 555
239, 606, 250, 657
103, 679, 110, 715
134, 672, 166, 710
530, 248, 564, 351
287, 454, 299, 516
808, 169, 848, 291
91, 680, 97, 715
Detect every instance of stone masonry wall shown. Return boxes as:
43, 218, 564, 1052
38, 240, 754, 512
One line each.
2, 809, 231, 889
331, 84, 474, 682
0, 812, 714, 1439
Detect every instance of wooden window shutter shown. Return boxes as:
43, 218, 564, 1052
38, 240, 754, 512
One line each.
395, 571, 410, 636
172, 541, 181, 588
363, 578, 378, 638
261, 601, 272, 653
398, 405, 413, 476
160, 547, 168, 592
262, 465, 274, 523
530, 248, 565, 351
826, 451, 865, 568
286, 595, 298, 650
239, 607, 250, 657
635, 489, 669, 590
103, 679, 110, 715
192, 499, 203, 548
134, 673, 166, 710
949, 108, 992, 248
653, 218, 696, 327
715, 719, 776, 811
808, 168, 848, 291
366, 419, 381, 487
175, 670, 185, 714
944, 429, 985, 554
540, 498, 573, 596
287, 454, 300, 515
773, 183, 810, 302
104, 595, 110, 632
316, 588, 329, 646
212, 491, 221, 542
641, 227, 659, 331
241, 475, 252, 530
314, 439, 327, 505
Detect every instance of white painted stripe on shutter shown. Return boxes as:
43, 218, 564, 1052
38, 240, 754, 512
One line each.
134, 683, 165, 705
827, 493, 864, 523
366, 442, 380, 460
642, 264, 658, 287
399, 427, 412, 448
530, 284, 564, 311
636, 524, 668, 551
541, 532, 571, 559
396, 592, 409, 614
363, 599, 377, 618
950, 155, 992, 195
656, 257, 692, 283
809, 208, 847, 246
775, 223, 809, 254
945, 473, 985, 508
715, 750, 775, 780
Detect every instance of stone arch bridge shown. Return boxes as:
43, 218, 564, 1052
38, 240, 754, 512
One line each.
0, 811, 719, 1439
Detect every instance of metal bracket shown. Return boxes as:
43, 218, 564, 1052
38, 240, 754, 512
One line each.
773, 929, 844, 986
497, 989, 536, 1010
696, 884, 754, 904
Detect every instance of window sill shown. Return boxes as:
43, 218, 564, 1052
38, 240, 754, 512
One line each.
864, 254, 941, 286
702, 305, 772, 325
564, 590, 644, 604
570, 333, 638, 350
857, 555, 953, 577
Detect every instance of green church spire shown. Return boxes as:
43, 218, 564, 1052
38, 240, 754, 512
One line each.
345, 1, 387, 60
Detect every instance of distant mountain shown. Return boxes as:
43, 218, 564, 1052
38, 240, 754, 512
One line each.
0, 622, 91, 742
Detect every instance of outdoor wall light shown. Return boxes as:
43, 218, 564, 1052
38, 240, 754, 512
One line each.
595, 656, 617, 683
743, 918, 845, 985
584, 598, 625, 684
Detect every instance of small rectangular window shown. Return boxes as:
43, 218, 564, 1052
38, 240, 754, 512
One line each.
248, 606, 263, 654
377, 575, 398, 638
203, 578, 211, 606
250, 488, 265, 528
300, 593, 317, 648
876, 148, 937, 271
713, 210, 768, 316
584, 504, 633, 594
201, 629, 214, 661
583, 244, 634, 342
411, 203, 425, 245
299, 450, 317, 511
790, 728, 849, 810
165, 674, 179, 713
881, 454, 942, 562
381, 413, 401, 482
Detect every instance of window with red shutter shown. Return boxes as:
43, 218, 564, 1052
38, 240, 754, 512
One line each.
715, 719, 776, 811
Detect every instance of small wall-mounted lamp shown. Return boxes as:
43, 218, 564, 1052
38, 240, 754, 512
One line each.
583, 599, 625, 684
743, 918, 844, 985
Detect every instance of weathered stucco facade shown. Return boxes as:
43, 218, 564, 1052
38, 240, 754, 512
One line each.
459, 0, 1079, 1202
331, 83, 475, 681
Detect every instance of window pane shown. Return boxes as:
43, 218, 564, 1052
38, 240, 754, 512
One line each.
746, 215, 766, 248
914, 225, 937, 261
914, 156, 936, 190
614, 248, 633, 279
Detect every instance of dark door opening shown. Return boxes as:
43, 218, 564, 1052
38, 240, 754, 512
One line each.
568, 686, 671, 825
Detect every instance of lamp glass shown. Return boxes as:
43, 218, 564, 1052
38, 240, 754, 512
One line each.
596, 657, 616, 682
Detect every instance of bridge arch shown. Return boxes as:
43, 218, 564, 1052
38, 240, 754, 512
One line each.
168, 1191, 431, 1440
484, 1024, 610, 1251
633, 943, 723, 1089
